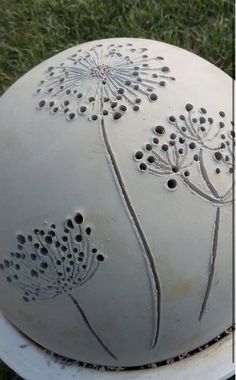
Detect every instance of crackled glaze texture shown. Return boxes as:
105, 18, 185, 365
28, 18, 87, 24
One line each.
0, 38, 233, 368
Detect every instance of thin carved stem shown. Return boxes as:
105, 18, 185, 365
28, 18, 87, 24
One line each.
100, 118, 161, 349
181, 175, 225, 205
69, 294, 117, 360
199, 206, 220, 320
199, 148, 220, 198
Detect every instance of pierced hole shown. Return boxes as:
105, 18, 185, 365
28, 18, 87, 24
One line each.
185, 104, 193, 112
75, 235, 82, 242
172, 166, 179, 173
147, 156, 155, 163
161, 66, 170, 72
97, 254, 105, 262
155, 126, 165, 135
189, 142, 196, 149
145, 143, 152, 151
113, 112, 122, 120
80, 106, 86, 113
86, 227, 91, 235
139, 163, 147, 171
40, 262, 48, 270
68, 112, 76, 120
38, 100, 46, 108
214, 152, 222, 161
169, 116, 176, 122
135, 151, 143, 160
40, 247, 48, 255
167, 179, 177, 189
119, 105, 127, 112
67, 219, 74, 229
91, 115, 98, 121
133, 105, 139, 111
200, 117, 206, 124
74, 213, 83, 224
45, 236, 52, 244
149, 93, 158, 101
17, 235, 25, 244
162, 144, 168, 151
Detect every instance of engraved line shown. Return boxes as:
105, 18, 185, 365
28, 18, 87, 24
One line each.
199, 148, 220, 198
100, 118, 161, 348
68, 294, 117, 360
199, 206, 220, 320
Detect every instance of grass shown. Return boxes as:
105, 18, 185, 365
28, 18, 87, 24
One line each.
0, 0, 234, 378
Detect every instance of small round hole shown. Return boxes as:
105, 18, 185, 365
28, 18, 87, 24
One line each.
68, 112, 76, 120
139, 163, 147, 171
185, 104, 193, 112
135, 151, 143, 160
97, 254, 105, 262
113, 112, 122, 120
155, 126, 165, 135
167, 179, 177, 189
149, 93, 158, 101
38, 100, 46, 108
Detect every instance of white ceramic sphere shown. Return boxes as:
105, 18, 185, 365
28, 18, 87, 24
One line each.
0, 38, 233, 368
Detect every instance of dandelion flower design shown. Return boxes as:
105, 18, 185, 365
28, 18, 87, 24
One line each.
34, 41, 176, 350
134, 104, 234, 320
0, 211, 117, 361
35, 42, 175, 121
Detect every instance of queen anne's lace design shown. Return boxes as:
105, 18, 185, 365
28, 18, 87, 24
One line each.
35, 42, 175, 121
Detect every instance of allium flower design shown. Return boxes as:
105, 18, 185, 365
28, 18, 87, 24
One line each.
0, 211, 117, 360
134, 104, 234, 320
34, 42, 175, 350
35, 42, 175, 121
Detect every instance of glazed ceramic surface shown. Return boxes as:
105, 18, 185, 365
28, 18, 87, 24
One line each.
0, 38, 233, 367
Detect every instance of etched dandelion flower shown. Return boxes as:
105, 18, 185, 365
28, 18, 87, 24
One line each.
35, 42, 175, 121
134, 104, 234, 321
34, 41, 176, 350
0, 211, 117, 360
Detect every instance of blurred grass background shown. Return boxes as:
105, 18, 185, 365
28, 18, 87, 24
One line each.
0, 0, 234, 378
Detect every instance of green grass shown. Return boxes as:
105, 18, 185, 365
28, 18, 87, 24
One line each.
0, 0, 234, 378
0, 0, 234, 96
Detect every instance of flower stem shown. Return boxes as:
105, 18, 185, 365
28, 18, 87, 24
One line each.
69, 294, 117, 360
100, 118, 161, 349
199, 206, 220, 320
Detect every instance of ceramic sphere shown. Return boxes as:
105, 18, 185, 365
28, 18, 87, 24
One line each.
0, 38, 233, 367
